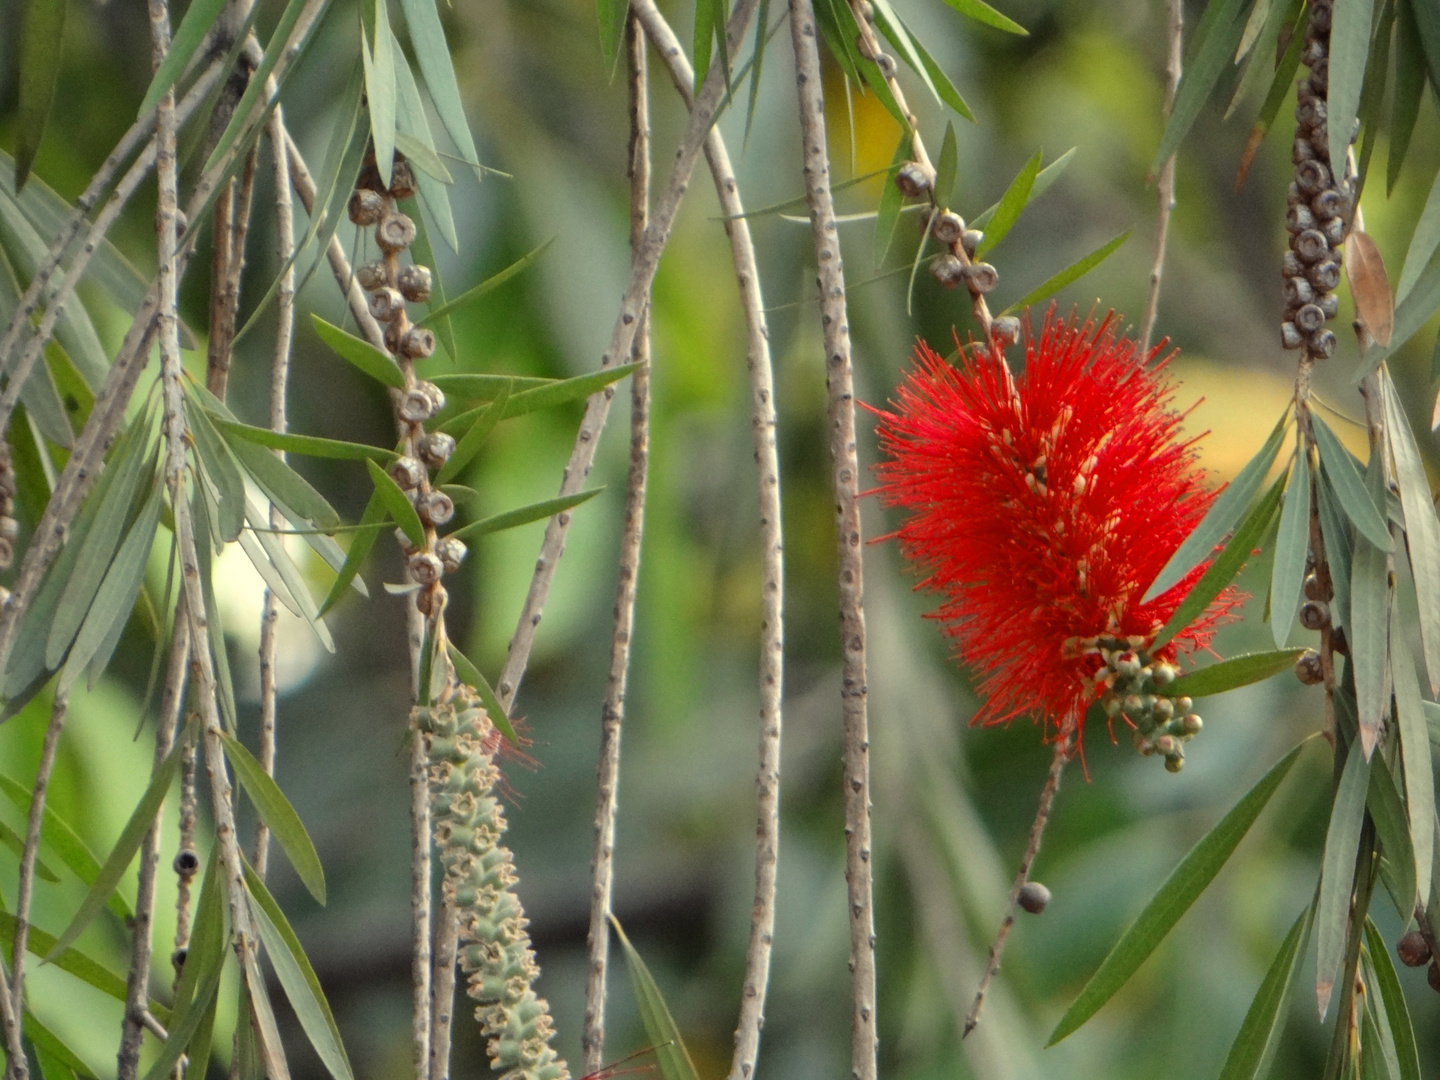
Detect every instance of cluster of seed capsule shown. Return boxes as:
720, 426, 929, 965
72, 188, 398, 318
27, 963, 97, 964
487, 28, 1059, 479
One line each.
348, 152, 466, 612
1281, 0, 1350, 360
1085, 635, 1202, 772
418, 688, 570, 1080
0, 444, 17, 600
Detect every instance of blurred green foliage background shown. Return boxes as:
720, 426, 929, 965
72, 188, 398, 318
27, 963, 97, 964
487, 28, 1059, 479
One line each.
2, 0, 1440, 1078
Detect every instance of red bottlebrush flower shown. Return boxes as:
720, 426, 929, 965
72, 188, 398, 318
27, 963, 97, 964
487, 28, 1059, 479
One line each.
871, 311, 1238, 749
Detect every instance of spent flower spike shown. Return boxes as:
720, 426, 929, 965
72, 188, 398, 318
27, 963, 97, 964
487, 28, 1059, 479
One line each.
871, 311, 1239, 761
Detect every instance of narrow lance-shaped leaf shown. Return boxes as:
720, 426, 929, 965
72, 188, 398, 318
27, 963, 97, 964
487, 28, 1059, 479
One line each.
1161, 649, 1307, 699
47, 731, 190, 958
397, 0, 486, 179
222, 732, 326, 905
611, 916, 703, 1080
428, 374, 557, 399
977, 150, 1042, 257
1316, 739, 1371, 1018
1388, 0, 1427, 193
446, 643, 519, 746
1150, 0, 1251, 175
439, 363, 641, 435
186, 399, 248, 543
1391, 602, 1434, 905
0, 912, 169, 1021
311, 314, 404, 390
245, 864, 354, 1080
239, 499, 336, 653
1147, 410, 1289, 601
0, 821, 60, 880
1383, 375, 1440, 694
416, 237, 556, 326
319, 488, 388, 617
366, 457, 424, 548
14, 0, 67, 191
874, 132, 912, 270
934, 123, 958, 208
365, 4, 397, 189
1328, 0, 1376, 192
1235, 3, 1308, 188
1316, 466, 1353, 627
936, 0, 1027, 35
1350, 451, 1391, 758
136, 0, 227, 117
1153, 471, 1286, 651
870, 0, 944, 109
894, 12, 975, 120
1216, 903, 1313, 1080
213, 417, 396, 463
595, 0, 629, 69
1312, 414, 1392, 551
225, 432, 341, 535
448, 488, 604, 544
1048, 738, 1311, 1045
1270, 450, 1311, 648
1001, 230, 1131, 314
23, 1012, 96, 1080
1368, 753, 1417, 923
1364, 918, 1423, 1080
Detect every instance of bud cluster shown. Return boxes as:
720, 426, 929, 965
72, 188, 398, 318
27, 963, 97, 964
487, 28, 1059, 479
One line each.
1083, 635, 1202, 772
1281, 0, 1349, 359
350, 151, 467, 614
420, 687, 571, 1080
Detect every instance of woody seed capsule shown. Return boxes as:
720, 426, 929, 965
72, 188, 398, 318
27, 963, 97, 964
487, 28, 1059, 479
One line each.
895, 162, 933, 198
1398, 931, 1432, 968
1322, 217, 1346, 247
389, 159, 417, 200
932, 211, 965, 245
376, 213, 418, 253
1282, 276, 1314, 306
963, 262, 999, 294
401, 326, 437, 360
1286, 205, 1315, 233
1295, 303, 1326, 333
1294, 229, 1330, 263
992, 316, 1021, 347
1294, 649, 1324, 685
419, 432, 456, 469
437, 536, 468, 574
1307, 260, 1341, 291
1280, 322, 1304, 349
389, 456, 426, 490
1299, 599, 1330, 630
409, 552, 443, 586
1017, 881, 1051, 914
1318, 292, 1339, 318
356, 261, 388, 292
1295, 158, 1331, 193
1282, 251, 1303, 278
348, 189, 386, 226
398, 264, 433, 303
1309, 329, 1337, 358
420, 490, 455, 527
961, 229, 984, 256
931, 253, 966, 288
394, 527, 419, 555
399, 388, 438, 423
368, 287, 405, 322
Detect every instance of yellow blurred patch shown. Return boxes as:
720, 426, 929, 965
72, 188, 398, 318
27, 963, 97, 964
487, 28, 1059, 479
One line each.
1169, 359, 1369, 484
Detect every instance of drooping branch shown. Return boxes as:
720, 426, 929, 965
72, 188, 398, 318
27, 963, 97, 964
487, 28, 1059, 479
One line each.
786, 3, 876, 1077
494, 0, 763, 714
582, 14, 653, 1073
1139, 0, 1183, 357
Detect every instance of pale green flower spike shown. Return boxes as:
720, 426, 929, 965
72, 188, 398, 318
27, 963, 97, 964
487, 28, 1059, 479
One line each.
419, 688, 571, 1080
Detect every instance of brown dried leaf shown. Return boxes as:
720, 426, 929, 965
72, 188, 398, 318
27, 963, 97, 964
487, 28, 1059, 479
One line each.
1235, 125, 1265, 192
1345, 230, 1394, 347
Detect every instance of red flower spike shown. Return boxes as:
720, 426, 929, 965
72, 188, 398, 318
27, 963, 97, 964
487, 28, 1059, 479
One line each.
870, 311, 1239, 749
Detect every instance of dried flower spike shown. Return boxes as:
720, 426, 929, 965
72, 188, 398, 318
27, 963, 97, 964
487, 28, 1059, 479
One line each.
871, 311, 1238, 747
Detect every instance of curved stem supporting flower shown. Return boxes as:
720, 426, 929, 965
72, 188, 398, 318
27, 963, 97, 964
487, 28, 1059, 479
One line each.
964, 733, 1071, 1038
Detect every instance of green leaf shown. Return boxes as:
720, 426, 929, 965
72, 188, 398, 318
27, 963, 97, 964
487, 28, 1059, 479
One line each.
436, 379, 510, 485
742, 0, 773, 145
448, 488, 604, 544
403, 199, 456, 359
416, 237, 555, 325
366, 457, 424, 548
1162, 648, 1307, 699
1312, 415, 1392, 551
240, 499, 335, 653
1399, 163, 1440, 310
171, 849, 226, 1017
1316, 467, 1353, 628
1329, 0, 1376, 191
225, 432, 341, 534
47, 424, 156, 668
1150, 0, 1252, 175
970, 148, 1076, 231
1389, 1, 1428, 192
1153, 471, 1285, 651
439, 363, 641, 435
1364, 918, 1422, 1080
319, 489, 387, 617
1384, 377, 1440, 693
14, 0, 67, 191
222, 732, 326, 905
1270, 450, 1311, 647
1392, 604, 1434, 905
0, 819, 60, 880
1001, 230, 1131, 313
445, 643, 518, 746
140, 963, 224, 1080
47, 731, 188, 959
935, 0, 1026, 34
1317, 740, 1370, 1018
136, 0, 226, 118
193, 491, 238, 732
397, 0, 485, 180
35, 1043, 79, 1080
934, 123, 958, 208
873, 132, 912, 270
428, 374, 558, 399
1048, 739, 1309, 1045
894, 12, 974, 120
212, 418, 396, 463
367, 3, 397, 188
1216, 904, 1313, 1080
24, 1010, 96, 1079
202, 0, 318, 176
59, 481, 163, 695
1350, 453, 1391, 752
976, 151, 1042, 258
595, 0, 629, 68
186, 397, 248, 543
870, 0, 943, 109
0, 773, 131, 919
611, 916, 703, 1080
1368, 751, 1417, 922
245, 863, 353, 1080
311, 314, 404, 389
0, 911, 169, 1021
693, 0, 723, 94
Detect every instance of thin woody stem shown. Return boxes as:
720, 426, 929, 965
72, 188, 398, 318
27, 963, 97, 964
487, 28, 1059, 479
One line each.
494, 0, 762, 714
1139, 0, 1183, 357
583, 15, 653, 1074
628, 7, 787, 1076
788, 3, 877, 1077
964, 734, 1071, 1037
